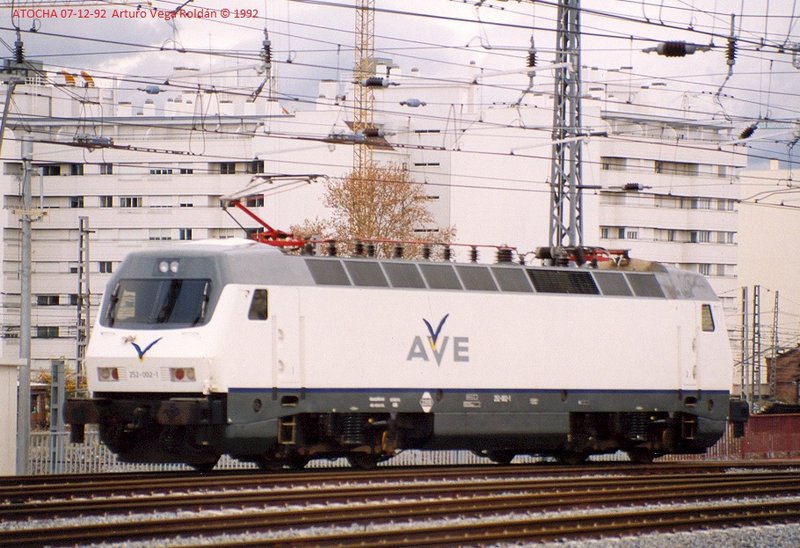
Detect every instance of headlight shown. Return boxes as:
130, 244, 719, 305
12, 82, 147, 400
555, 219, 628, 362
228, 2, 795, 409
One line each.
169, 367, 196, 382
97, 367, 119, 382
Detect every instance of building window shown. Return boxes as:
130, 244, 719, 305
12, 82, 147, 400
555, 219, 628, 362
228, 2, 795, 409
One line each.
148, 228, 172, 241
36, 326, 59, 338
179, 202, 193, 208
99, 261, 113, 274
625, 229, 638, 240
600, 157, 626, 171
690, 231, 711, 243
219, 162, 236, 175
69, 163, 84, 176
100, 163, 113, 175
149, 168, 173, 175
214, 228, 238, 239
180, 168, 194, 175
70, 196, 84, 208
245, 194, 264, 207
119, 196, 142, 208
100, 195, 113, 208
179, 228, 193, 241
698, 264, 711, 275
41, 165, 61, 176
655, 160, 698, 176
69, 294, 79, 306
689, 197, 711, 209
37, 295, 60, 306
247, 160, 264, 174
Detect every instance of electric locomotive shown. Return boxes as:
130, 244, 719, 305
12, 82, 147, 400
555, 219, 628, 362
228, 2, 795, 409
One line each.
65, 238, 748, 469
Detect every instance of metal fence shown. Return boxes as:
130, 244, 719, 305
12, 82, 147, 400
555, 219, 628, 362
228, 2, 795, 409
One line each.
25, 433, 730, 475
30, 431, 636, 474
30, 419, 787, 475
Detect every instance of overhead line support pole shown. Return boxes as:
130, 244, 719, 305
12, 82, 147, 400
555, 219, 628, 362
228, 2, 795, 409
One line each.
548, 0, 583, 249
16, 135, 32, 475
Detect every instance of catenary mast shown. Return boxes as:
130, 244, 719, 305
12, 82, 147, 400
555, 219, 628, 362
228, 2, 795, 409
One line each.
548, 0, 583, 248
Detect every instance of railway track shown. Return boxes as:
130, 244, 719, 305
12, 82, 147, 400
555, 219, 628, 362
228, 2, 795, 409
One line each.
3, 462, 800, 546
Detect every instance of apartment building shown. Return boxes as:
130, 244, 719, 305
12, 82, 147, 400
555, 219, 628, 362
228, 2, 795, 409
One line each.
0, 61, 743, 373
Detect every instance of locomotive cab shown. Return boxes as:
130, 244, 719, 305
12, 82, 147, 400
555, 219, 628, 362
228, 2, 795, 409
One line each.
64, 241, 285, 469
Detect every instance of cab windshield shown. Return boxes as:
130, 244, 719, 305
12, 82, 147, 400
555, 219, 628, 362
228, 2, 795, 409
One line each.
104, 279, 211, 328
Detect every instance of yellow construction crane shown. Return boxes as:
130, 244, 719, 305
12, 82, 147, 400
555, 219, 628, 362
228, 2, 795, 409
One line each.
353, 0, 375, 176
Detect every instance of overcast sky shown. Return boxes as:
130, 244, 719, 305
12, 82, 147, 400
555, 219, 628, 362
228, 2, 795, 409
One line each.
1, 0, 797, 162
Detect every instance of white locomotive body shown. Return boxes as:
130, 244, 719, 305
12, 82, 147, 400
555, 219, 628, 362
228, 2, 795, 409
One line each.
65, 239, 747, 469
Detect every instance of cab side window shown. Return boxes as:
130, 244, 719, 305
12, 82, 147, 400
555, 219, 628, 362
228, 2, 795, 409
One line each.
248, 289, 268, 320
701, 304, 715, 332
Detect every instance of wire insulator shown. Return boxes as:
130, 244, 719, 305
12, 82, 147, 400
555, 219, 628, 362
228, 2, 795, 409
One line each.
263, 40, 272, 65
14, 37, 24, 64
726, 38, 737, 65
527, 48, 537, 68
739, 123, 757, 140
469, 246, 478, 263
659, 41, 688, 57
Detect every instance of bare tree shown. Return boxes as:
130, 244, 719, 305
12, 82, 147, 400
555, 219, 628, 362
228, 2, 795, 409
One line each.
296, 162, 454, 257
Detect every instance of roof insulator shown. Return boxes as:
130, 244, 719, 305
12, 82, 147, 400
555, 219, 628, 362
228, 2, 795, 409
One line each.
443, 246, 453, 261
327, 240, 338, 256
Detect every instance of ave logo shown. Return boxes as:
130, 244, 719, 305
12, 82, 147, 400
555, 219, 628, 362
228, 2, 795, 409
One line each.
406, 314, 470, 366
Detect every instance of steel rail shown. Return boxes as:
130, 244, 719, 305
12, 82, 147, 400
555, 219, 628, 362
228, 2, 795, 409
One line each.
4, 473, 800, 545
4, 470, 798, 520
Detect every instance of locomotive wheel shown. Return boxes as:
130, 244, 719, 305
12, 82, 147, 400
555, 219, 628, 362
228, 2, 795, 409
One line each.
287, 453, 310, 470
486, 450, 516, 465
255, 456, 285, 471
627, 449, 656, 464
347, 453, 380, 470
190, 457, 220, 472
555, 451, 587, 465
